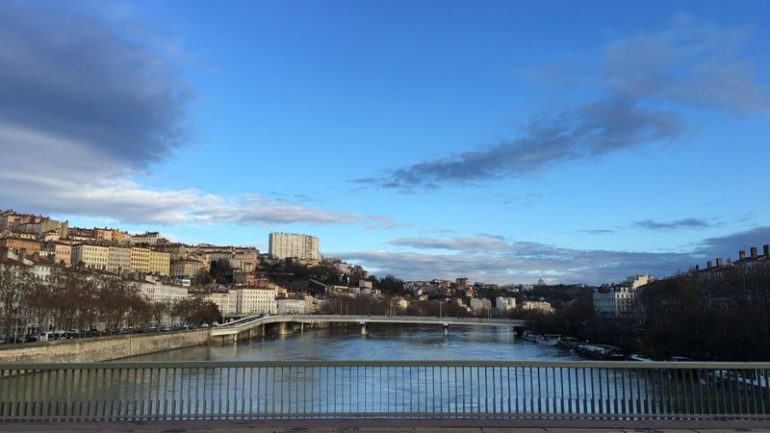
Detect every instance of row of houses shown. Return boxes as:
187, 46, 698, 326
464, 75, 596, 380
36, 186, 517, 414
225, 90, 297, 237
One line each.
593, 243, 770, 320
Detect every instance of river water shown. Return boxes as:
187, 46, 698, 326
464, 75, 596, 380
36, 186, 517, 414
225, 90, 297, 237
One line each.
127, 324, 580, 362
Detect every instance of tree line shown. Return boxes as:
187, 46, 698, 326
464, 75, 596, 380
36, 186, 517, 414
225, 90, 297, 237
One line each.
0, 266, 222, 339
526, 264, 770, 361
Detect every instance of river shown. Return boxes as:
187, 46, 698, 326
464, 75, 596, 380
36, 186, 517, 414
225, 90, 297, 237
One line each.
126, 324, 580, 362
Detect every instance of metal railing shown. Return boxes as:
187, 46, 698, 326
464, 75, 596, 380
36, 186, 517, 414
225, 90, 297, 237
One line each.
1, 361, 769, 422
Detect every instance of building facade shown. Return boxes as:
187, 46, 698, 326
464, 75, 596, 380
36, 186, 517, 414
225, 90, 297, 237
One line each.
593, 274, 654, 318
495, 296, 517, 311
149, 250, 171, 276
235, 288, 277, 315
0, 237, 41, 254
520, 301, 555, 313
107, 246, 132, 274
171, 258, 207, 278
277, 298, 306, 315
269, 232, 320, 261
72, 244, 109, 270
130, 248, 151, 273
130, 232, 162, 246
50, 241, 72, 267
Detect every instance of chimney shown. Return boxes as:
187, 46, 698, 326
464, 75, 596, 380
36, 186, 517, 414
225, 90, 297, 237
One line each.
716, 258, 723, 268
764, 244, 770, 257
751, 247, 758, 258
707, 261, 712, 270
739, 250, 746, 261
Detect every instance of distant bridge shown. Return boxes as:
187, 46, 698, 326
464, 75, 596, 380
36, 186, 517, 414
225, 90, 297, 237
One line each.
210, 314, 525, 341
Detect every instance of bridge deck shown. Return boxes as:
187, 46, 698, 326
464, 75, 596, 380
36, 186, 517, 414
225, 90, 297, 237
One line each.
212, 314, 525, 336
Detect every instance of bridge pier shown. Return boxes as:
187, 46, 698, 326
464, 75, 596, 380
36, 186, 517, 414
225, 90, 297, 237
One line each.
212, 334, 236, 346
360, 322, 368, 336
279, 322, 289, 336
443, 324, 449, 336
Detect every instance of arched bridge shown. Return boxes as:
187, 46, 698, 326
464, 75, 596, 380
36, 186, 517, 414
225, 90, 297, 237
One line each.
210, 314, 525, 340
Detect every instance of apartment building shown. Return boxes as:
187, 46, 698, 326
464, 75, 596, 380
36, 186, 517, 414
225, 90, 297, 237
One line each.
0, 237, 41, 254
95, 228, 131, 244
134, 280, 190, 304
130, 247, 151, 273
268, 232, 320, 261
107, 246, 131, 274
72, 244, 109, 270
277, 298, 305, 315
49, 241, 72, 267
235, 288, 277, 315
593, 274, 654, 318
206, 292, 236, 317
149, 250, 171, 276
495, 296, 517, 311
171, 258, 208, 278
130, 232, 162, 246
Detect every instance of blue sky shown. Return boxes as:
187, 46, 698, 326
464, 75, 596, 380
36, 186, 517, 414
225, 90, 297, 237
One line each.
1, 0, 769, 284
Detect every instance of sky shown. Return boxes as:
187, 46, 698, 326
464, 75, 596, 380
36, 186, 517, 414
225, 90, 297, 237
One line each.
1, 0, 769, 285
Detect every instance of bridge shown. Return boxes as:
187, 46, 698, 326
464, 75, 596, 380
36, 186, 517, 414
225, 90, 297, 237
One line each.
210, 314, 526, 341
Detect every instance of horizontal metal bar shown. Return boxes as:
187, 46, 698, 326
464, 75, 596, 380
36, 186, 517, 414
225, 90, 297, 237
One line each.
3, 360, 768, 370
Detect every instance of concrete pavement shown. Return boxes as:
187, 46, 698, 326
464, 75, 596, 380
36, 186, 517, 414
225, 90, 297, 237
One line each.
0, 419, 768, 433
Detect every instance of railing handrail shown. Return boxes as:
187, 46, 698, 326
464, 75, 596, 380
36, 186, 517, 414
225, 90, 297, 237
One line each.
223, 314, 525, 329
3, 360, 769, 370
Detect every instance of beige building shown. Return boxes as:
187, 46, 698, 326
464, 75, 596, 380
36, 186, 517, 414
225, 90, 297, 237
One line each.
72, 244, 109, 270
171, 258, 208, 278
269, 232, 320, 261
520, 301, 555, 314
131, 232, 162, 246
235, 288, 277, 315
51, 241, 72, 267
130, 247, 151, 273
206, 292, 236, 317
134, 281, 189, 305
0, 237, 41, 254
95, 228, 131, 244
230, 250, 259, 272
277, 298, 305, 315
149, 250, 171, 276
107, 246, 132, 274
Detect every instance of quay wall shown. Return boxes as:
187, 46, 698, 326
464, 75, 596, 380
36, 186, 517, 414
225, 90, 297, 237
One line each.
0, 330, 209, 363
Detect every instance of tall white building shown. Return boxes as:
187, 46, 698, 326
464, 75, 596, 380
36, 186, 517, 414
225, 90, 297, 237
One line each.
269, 232, 320, 261
495, 296, 517, 311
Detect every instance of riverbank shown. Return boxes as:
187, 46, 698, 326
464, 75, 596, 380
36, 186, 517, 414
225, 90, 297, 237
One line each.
0, 329, 209, 363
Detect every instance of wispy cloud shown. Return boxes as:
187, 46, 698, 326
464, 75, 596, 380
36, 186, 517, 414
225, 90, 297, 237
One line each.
583, 229, 616, 235
390, 235, 512, 253
336, 245, 694, 285
356, 14, 769, 191
339, 225, 770, 285
634, 218, 713, 231
356, 101, 683, 190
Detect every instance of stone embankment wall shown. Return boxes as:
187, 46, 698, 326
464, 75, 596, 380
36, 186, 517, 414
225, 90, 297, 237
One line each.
0, 330, 209, 363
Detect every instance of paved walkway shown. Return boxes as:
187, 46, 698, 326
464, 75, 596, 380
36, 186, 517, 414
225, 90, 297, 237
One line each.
1, 419, 768, 433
